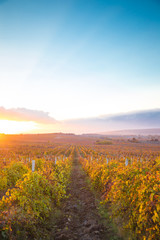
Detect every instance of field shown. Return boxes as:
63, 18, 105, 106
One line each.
0, 133, 159, 240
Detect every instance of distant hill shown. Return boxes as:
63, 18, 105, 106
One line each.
100, 128, 160, 136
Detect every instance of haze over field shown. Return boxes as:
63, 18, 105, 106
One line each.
0, 0, 160, 134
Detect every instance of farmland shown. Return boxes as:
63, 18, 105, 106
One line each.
0, 133, 159, 239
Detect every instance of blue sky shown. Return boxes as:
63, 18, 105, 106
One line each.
0, 0, 160, 126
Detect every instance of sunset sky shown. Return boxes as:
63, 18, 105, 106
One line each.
0, 0, 160, 133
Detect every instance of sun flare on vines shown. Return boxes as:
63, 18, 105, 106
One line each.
0, 120, 37, 134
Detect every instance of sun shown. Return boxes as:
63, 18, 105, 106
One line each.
0, 120, 38, 134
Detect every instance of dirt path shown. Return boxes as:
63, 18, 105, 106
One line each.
52, 153, 120, 240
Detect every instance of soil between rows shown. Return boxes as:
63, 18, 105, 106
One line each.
51, 155, 120, 240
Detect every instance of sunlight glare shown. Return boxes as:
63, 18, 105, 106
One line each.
0, 120, 38, 134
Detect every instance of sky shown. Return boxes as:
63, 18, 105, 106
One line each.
0, 0, 160, 133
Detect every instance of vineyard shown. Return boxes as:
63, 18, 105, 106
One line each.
0, 134, 159, 239
0, 142, 73, 239
78, 146, 160, 240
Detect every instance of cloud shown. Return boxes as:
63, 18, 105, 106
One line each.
63, 109, 160, 133
100, 109, 160, 125
0, 107, 57, 124
0, 107, 159, 134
